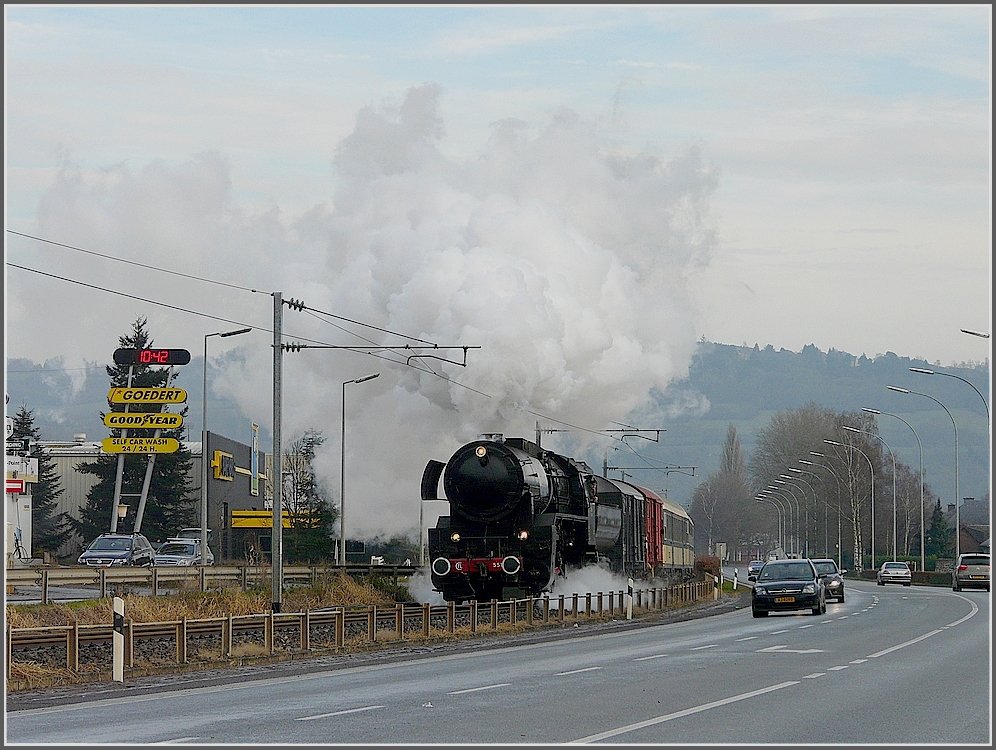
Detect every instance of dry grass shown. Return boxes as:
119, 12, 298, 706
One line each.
5, 572, 392, 628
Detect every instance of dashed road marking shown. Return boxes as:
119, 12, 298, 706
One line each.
448, 683, 512, 694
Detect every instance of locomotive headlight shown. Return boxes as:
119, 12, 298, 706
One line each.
475, 445, 487, 458
450, 532, 461, 542
517, 530, 529, 541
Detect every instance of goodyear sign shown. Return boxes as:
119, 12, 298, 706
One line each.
101, 437, 180, 454
103, 412, 183, 429
107, 387, 187, 404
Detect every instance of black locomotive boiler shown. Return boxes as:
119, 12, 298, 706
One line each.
422, 434, 695, 603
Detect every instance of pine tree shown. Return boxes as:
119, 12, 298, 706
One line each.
10, 405, 72, 555
925, 498, 954, 559
70, 317, 197, 544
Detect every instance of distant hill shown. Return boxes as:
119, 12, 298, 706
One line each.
5, 341, 991, 513
639, 342, 990, 510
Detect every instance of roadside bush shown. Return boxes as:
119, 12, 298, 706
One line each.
695, 556, 722, 578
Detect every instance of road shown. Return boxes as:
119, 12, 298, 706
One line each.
5, 578, 989, 745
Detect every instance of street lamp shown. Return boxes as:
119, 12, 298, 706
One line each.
803, 455, 844, 569
909, 367, 989, 419
201, 327, 252, 566
844, 425, 898, 561
763, 486, 796, 555
759, 490, 790, 554
756, 496, 784, 552
825, 438, 875, 571
862, 407, 925, 572
888, 385, 960, 558
775, 479, 806, 556
340, 373, 380, 566
790, 467, 825, 556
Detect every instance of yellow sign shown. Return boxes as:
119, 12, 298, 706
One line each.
231, 510, 293, 528
107, 387, 187, 404
103, 412, 183, 429
101, 437, 180, 454
212, 450, 236, 481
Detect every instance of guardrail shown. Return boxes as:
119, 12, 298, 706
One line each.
5, 581, 714, 682
5, 563, 417, 602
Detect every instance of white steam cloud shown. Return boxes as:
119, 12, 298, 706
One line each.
26, 83, 718, 542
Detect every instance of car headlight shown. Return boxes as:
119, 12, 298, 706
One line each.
802, 583, 816, 594
828, 580, 840, 587
754, 586, 768, 596
111, 559, 127, 566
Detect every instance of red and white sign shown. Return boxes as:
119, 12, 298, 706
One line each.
6, 478, 25, 495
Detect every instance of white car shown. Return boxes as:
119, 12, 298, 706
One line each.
876, 560, 912, 587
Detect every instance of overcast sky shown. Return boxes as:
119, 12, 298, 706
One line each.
3, 5, 991, 538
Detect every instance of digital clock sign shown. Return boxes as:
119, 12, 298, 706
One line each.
113, 348, 191, 366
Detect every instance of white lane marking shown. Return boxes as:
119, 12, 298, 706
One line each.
633, 654, 668, 661
828, 666, 848, 671
447, 683, 512, 694
802, 673, 825, 679
821, 620, 833, 624
296, 705, 385, 721
569, 681, 800, 744
555, 667, 602, 676
690, 644, 717, 651
849, 659, 868, 664
798, 624, 816, 629
150, 739, 200, 744
757, 644, 823, 654
867, 630, 944, 658
838, 615, 849, 619
771, 629, 789, 634
735, 636, 758, 641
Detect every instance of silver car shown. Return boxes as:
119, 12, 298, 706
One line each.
876, 560, 912, 586
952, 553, 990, 592
153, 540, 215, 566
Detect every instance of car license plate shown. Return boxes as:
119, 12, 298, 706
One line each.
774, 596, 795, 603
970, 575, 985, 579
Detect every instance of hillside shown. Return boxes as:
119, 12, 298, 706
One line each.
5, 341, 991, 513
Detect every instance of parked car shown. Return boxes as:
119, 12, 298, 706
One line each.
952, 553, 990, 592
811, 558, 846, 602
747, 560, 765, 581
153, 539, 215, 567
751, 558, 826, 617
876, 560, 912, 586
77, 533, 155, 567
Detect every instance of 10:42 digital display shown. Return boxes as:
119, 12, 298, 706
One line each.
112, 347, 191, 366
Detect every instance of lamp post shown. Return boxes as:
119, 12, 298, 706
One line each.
825, 438, 875, 571
764, 486, 796, 555
909, 367, 989, 420
803, 455, 844, 569
201, 327, 252, 567
790, 467, 825, 556
756, 496, 783, 552
888, 385, 960, 558
862, 407, 925, 572
844, 425, 898, 561
759, 490, 790, 554
775, 479, 806, 556
339, 373, 380, 566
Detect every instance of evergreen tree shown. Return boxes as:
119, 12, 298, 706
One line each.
10, 405, 72, 555
925, 498, 954, 558
69, 317, 197, 544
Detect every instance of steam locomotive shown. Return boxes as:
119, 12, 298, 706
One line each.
423, 435, 695, 603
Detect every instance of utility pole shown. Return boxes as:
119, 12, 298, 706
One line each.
272, 292, 283, 613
